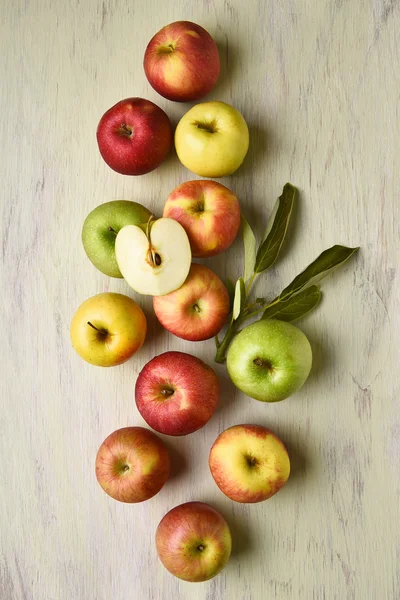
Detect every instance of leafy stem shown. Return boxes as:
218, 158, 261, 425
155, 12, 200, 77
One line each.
245, 272, 257, 294
215, 321, 241, 363
214, 183, 359, 363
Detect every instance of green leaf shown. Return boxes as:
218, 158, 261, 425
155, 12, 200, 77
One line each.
232, 278, 246, 321
254, 183, 296, 273
225, 278, 235, 312
280, 245, 359, 300
241, 213, 257, 283
262, 286, 322, 322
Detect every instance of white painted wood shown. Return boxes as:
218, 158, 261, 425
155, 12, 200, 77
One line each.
1, 1, 399, 598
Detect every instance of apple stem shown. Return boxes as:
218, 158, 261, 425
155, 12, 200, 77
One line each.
87, 321, 108, 336
194, 121, 216, 134
108, 226, 117, 235
120, 123, 133, 137
193, 304, 201, 313
160, 387, 174, 397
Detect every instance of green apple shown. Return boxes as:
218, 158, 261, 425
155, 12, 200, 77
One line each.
82, 200, 153, 278
70, 292, 147, 367
227, 319, 312, 402
174, 101, 249, 177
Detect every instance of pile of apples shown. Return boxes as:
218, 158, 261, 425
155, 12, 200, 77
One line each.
70, 21, 308, 583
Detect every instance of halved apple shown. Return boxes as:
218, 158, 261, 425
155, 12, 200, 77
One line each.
115, 218, 192, 296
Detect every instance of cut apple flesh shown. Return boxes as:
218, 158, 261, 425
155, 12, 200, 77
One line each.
115, 218, 192, 296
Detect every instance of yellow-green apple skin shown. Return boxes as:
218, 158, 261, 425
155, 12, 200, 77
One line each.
153, 263, 230, 341
163, 180, 241, 257
95, 427, 170, 503
156, 502, 232, 582
174, 101, 249, 177
82, 200, 152, 278
227, 319, 312, 402
143, 21, 220, 102
209, 424, 290, 503
70, 292, 146, 367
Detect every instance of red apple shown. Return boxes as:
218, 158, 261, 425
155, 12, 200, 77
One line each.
156, 502, 232, 582
153, 263, 230, 341
144, 21, 220, 102
135, 351, 219, 436
95, 427, 170, 503
163, 180, 241, 257
209, 424, 291, 503
96, 97, 172, 175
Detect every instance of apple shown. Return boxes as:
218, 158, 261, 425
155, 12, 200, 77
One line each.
227, 319, 312, 402
156, 501, 232, 582
70, 292, 146, 367
96, 97, 172, 175
209, 424, 290, 503
82, 200, 153, 277
153, 263, 230, 341
95, 427, 170, 503
163, 180, 241, 257
115, 218, 191, 296
143, 21, 220, 102
135, 351, 219, 436
175, 101, 249, 177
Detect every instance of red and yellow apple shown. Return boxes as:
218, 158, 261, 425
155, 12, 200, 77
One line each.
96, 97, 172, 175
156, 501, 232, 582
209, 424, 290, 503
163, 180, 241, 257
70, 292, 147, 367
153, 263, 230, 341
144, 21, 220, 102
95, 427, 170, 503
135, 351, 219, 436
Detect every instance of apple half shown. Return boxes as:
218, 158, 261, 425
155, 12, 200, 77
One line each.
115, 217, 191, 296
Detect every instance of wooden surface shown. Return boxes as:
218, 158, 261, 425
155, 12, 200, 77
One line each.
1, 1, 399, 598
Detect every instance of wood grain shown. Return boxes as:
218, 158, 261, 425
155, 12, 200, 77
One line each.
1, 0, 399, 598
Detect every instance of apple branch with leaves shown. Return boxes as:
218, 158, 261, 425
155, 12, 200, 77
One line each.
214, 183, 359, 363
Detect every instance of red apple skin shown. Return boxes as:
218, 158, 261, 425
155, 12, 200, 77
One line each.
95, 427, 170, 503
135, 351, 219, 436
96, 98, 173, 175
163, 180, 241, 257
156, 502, 232, 582
209, 424, 291, 503
153, 263, 230, 341
144, 21, 220, 102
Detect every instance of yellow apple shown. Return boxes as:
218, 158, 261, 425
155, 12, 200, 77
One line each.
174, 101, 249, 177
70, 292, 146, 367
